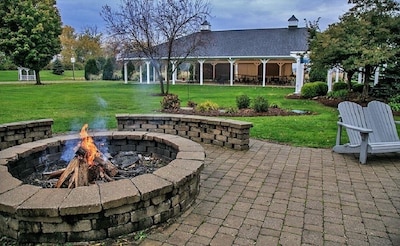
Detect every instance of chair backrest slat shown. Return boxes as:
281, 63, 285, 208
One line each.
366, 101, 399, 142
338, 102, 367, 145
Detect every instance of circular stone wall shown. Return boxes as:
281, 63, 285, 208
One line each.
0, 131, 205, 243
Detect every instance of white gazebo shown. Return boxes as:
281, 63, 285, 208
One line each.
18, 67, 36, 81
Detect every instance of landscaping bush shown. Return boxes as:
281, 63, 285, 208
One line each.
388, 95, 400, 111
301, 82, 328, 98
225, 106, 238, 114
332, 82, 347, 91
327, 89, 348, 100
84, 58, 100, 80
236, 94, 250, 109
161, 94, 180, 111
187, 100, 197, 108
352, 83, 364, 93
52, 58, 64, 75
196, 100, 219, 112
102, 58, 114, 80
252, 96, 269, 112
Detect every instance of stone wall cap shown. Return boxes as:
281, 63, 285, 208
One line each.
99, 179, 140, 210
131, 173, 173, 200
0, 184, 40, 214
17, 188, 71, 217
59, 185, 102, 216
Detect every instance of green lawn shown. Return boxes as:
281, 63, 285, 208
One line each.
0, 70, 85, 82
0, 79, 398, 149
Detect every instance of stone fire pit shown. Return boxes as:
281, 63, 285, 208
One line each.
0, 130, 205, 243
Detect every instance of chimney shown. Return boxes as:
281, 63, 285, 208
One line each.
200, 20, 211, 32
288, 15, 299, 29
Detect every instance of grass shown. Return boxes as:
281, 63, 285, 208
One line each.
0, 71, 398, 149
0, 69, 85, 82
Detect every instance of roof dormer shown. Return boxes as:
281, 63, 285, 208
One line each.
288, 15, 299, 29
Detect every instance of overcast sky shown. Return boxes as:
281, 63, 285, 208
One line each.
56, 0, 352, 33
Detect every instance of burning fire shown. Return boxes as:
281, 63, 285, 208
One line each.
79, 124, 100, 165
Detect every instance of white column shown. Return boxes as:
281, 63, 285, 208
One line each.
164, 63, 167, 81
211, 62, 217, 81
358, 67, 363, 84
139, 64, 143, 83
146, 61, 151, 84
374, 67, 380, 85
278, 62, 284, 77
153, 66, 156, 83
295, 58, 304, 94
171, 61, 177, 85
228, 58, 235, 86
235, 63, 239, 81
327, 69, 333, 92
123, 61, 128, 84
260, 59, 269, 87
198, 59, 205, 85
335, 67, 339, 83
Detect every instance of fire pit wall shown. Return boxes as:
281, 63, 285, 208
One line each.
116, 114, 253, 150
0, 131, 205, 243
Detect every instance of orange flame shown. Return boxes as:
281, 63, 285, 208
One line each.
79, 124, 99, 165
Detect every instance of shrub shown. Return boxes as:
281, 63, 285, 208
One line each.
225, 106, 238, 114
332, 82, 347, 91
269, 102, 280, 108
196, 100, 219, 112
236, 94, 250, 109
301, 82, 328, 98
84, 58, 100, 80
52, 58, 64, 75
252, 96, 269, 112
187, 100, 197, 108
102, 58, 114, 80
351, 83, 364, 93
388, 95, 400, 111
327, 89, 348, 100
161, 94, 180, 111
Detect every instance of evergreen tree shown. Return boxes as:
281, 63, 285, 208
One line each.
84, 58, 100, 80
52, 58, 64, 75
102, 58, 114, 80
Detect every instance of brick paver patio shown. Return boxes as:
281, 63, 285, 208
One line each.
140, 139, 400, 245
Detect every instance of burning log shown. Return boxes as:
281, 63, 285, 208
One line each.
42, 168, 66, 179
54, 124, 118, 188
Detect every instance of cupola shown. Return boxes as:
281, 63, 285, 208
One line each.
288, 15, 299, 29
200, 20, 211, 32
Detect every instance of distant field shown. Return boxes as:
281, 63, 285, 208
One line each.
0, 70, 85, 82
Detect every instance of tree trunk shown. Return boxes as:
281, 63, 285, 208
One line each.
35, 69, 42, 85
346, 71, 355, 91
361, 65, 372, 101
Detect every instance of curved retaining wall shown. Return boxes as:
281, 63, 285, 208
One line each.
0, 131, 205, 243
116, 114, 253, 150
0, 119, 53, 151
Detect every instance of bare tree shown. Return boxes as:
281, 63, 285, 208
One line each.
101, 0, 211, 94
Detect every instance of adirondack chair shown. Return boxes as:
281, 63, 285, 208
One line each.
333, 100, 400, 164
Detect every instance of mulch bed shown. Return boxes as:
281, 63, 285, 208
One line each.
163, 107, 314, 117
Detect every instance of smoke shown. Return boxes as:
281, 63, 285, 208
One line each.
59, 96, 111, 162
96, 95, 108, 109
60, 138, 80, 162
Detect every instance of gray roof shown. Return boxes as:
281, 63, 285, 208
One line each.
125, 26, 309, 60
189, 27, 309, 58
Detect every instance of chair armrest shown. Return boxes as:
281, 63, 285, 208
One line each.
395, 121, 400, 125
337, 122, 373, 133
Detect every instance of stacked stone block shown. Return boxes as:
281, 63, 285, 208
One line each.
116, 114, 253, 150
0, 119, 53, 151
